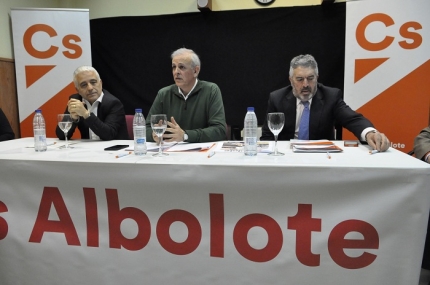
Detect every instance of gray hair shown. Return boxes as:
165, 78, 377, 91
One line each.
73, 66, 101, 87
171, 48, 201, 68
289, 54, 319, 77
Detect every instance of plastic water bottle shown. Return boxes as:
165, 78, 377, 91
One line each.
133, 109, 147, 156
244, 107, 258, 156
33, 109, 47, 152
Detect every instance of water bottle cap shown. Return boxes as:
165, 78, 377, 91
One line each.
135, 108, 142, 113
35, 109, 42, 113
247, 107, 254, 112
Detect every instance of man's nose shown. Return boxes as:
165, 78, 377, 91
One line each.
302, 79, 309, 86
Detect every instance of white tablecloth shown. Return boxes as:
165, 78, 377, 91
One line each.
0, 138, 429, 285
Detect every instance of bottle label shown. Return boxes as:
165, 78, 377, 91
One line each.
245, 137, 257, 145
34, 129, 46, 143
136, 138, 146, 144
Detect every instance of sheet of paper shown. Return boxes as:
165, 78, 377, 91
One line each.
292, 143, 343, 153
126, 142, 177, 152
26, 140, 79, 149
215, 141, 274, 153
166, 142, 215, 152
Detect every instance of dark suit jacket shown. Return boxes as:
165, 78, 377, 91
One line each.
413, 128, 430, 269
260, 83, 374, 141
55, 89, 129, 140
0, 108, 14, 141
414, 126, 430, 160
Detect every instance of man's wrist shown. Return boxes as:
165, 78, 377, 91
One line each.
424, 151, 430, 163
183, 131, 188, 142
365, 130, 376, 142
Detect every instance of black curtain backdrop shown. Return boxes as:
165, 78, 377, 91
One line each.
90, 4, 346, 135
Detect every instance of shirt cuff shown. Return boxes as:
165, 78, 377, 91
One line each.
424, 151, 430, 163
361, 127, 377, 141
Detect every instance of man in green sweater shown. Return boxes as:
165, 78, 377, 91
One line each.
146, 48, 227, 143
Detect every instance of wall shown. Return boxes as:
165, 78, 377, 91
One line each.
0, 0, 62, 59
75, 0, 324, 19
0, 0, 350, 137
1, 0, 351, 59
0, 58, 19, 138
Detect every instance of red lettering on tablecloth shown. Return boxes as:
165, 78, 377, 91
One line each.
288, 204, 322, 266
234, 213, 283, 262
106, 189, 150, 251
328, 220, 379, 269
210, 193, 224, 257
157, 209, 202, 255
26, 189, 380, 268
83, 187, 98, 247
29, 187, 80, 245
0, 201, 8, 240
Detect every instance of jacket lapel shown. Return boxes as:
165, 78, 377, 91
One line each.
309, 88, 324, 139
283, 89, 297, 138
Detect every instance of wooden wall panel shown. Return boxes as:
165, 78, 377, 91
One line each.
0, 57, 20, 138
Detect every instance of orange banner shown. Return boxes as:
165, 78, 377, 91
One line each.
344, 0, 430, 152
11, 8, 91, 138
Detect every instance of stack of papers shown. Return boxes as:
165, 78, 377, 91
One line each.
215, 141, 274, 153
25, 141, 79, 149
290, 140, 343, 153
166, 142, 215, 152
144, 142, 215, 152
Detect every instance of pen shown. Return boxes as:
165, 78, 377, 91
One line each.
326, 152, 331, 159
369, 150, 379, 155
115, 152, 132, 158
208, 151, 216, 158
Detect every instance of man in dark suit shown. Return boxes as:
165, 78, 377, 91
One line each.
414, 126, 430, 284
56, 66, 129, 140
414, 126, 430, 162
261, 54, 389, 151
0, 108, 14, 141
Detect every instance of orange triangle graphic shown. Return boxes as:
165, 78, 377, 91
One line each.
354, 58, 389, 83
25, 65, 56, 88
20, 82, 78, 139
343, 59, 430, 153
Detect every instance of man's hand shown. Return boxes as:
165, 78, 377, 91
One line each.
68, 99, 89, 120
366, 131, 390, 152
163, 116, 185, 143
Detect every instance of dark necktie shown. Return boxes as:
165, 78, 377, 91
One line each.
298, 101, 310, 140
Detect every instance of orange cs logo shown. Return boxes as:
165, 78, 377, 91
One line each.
23, 24, 82, 59
356, 13, 422, 51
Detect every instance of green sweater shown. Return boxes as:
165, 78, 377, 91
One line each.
146, 80, 227, 143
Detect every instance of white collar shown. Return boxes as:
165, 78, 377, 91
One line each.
178, 79, 198, 100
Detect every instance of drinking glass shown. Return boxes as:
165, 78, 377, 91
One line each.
267, 112, 285, 156
57, 114, 73, 149
151, 114, 168, 157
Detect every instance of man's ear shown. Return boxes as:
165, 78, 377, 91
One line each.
194, 66, 200, 77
